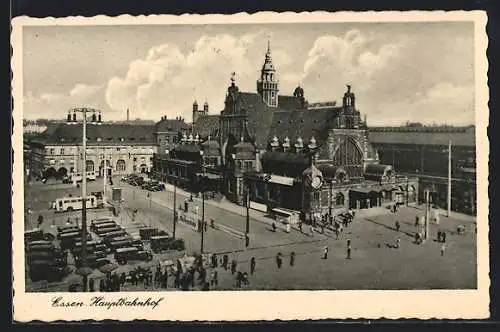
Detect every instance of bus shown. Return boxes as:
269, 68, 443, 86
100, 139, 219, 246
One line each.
70, 171, 97, 182
55, 195, 98, 212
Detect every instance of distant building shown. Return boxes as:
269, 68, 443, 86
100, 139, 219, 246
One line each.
369, 125, 476, 214
152, 42, 417, 222
29, 112, 157, 179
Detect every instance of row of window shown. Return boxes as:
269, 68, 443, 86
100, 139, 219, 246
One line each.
46, 147, 156, 155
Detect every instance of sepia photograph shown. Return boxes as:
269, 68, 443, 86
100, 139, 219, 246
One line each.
12, 11, 489, 320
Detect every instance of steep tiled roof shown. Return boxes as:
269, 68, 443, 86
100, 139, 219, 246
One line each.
194, 115, 220, 138
278, 95, 304, 110
236, 92, 340, 150
266, 108, 339, 148
43, 123, 156, 145
368, 126, 475, 147
155, 118, 190, 133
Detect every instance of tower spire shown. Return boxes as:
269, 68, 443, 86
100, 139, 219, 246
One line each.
257, 39, 279, 107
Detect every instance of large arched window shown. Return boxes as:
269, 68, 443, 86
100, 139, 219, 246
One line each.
333, 138, 363, 178
116, 159, 126, 172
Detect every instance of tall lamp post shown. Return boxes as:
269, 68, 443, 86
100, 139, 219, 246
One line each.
199, 150, 205, 254
166, 149, 178, 238
245, 182, 250, 248
67, 107, 95, 291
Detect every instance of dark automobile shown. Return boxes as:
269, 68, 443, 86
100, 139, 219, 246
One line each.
25, 228, 44, 243
28, 261, 71, 282
60, 232, 92, 250
92, 221, 119, 233
74, 252, 109, 268
108, 237, 134, 252
57, 225, 80, 233
94, 225, 123, 236
27, 240, 54, 251
101, 230, 129, 243
114, 247, 153, 265
150, 235, 185, 253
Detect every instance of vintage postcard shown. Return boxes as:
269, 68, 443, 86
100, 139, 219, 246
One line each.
12, 11, 489, 321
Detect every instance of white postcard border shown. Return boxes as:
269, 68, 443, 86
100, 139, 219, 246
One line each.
11, 11, 490, 321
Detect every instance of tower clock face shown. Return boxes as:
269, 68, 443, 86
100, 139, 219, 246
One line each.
311, 175, 322, 189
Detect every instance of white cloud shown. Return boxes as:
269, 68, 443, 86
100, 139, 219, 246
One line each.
368, 82, 475, 126
105, 31, 281, 120
24, 84, 106, 119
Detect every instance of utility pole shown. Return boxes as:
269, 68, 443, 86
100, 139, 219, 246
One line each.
200, 191, 205, 254
70, 108, 90, 292
172, 184, 177, 238
103, 148, 107, 206
245, 184, 250, 247
424, 190, 430, 241
447, 140, 452, 217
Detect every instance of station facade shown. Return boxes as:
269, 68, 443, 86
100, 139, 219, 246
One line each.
152, 43, 418, 222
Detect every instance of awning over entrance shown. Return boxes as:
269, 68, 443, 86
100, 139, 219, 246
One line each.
195, 172, 223, 180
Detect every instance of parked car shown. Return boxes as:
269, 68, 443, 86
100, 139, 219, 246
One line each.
114, 247, 153, 265
28, 260, 71, 282
150, 235, 185, 253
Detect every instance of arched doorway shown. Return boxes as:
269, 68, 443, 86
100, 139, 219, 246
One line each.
99, 160, 112, 177
139, 164, 148, 173
116, 159, 126, 173
57, 167, 68, 179
86, 160, 94, 172
44, 167, 57, 179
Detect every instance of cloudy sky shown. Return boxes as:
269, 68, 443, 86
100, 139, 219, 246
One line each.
22, 22, 475, 126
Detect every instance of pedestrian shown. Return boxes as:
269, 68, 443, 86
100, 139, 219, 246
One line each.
276, 252, 282, 269
395, 238, 401, 249
442, 231, 447, 243
440, 243, 446, 256
323, 246, 328, 259
290, 252, 295, 267
99, 279, 105, 292
415, 216, 420, 227
120, 272, 126, 286
395, 220, 401, 232
310, 225, 314, 237
204, 221, 208, 232
89, 278, 95, 292
272, 222, 277, 232
286, 223, 291, 233
213, 270, 218, 286
37, 215, 44, 227
66, 217, 71, 225
184, 199, 188, 212
298, 221, 303, 233
231, 259, 237, 275
346, 239, 352, 259
223, 254, 229, 270
250, 257, 256, 275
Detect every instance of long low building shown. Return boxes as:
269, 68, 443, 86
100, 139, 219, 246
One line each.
27, 114, 158, 179
368, 125, 476, 215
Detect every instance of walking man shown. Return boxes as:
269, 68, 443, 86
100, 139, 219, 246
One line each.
415, 215, 420, 227
250, 257, 256, 275
231, 259, 237, 275
323, 246, 328, 259
290, 252, 295, 267
440, 243, 446, 256
395, 220, 401, 232
272, 222, 277, 232
222, 254, 229, 271
276, 253, 282, 269
346, 239, 352, 259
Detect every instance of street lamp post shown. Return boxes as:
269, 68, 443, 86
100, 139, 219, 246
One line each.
166, 149, 177, 238
199, 150, 205, 254
69, 108, 92, 291
245, 182, 250, 248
